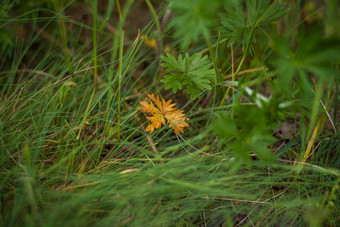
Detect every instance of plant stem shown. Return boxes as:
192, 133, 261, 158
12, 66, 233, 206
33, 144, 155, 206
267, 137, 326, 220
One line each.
77, 88, 96, 140
53, 0, 73, 74
205, 38, 221, 85
99, 0, 115, 31
92, 0, 98, 85
219, 26, 254, 106
117, 30, 124, 142
145, 0, 161, 36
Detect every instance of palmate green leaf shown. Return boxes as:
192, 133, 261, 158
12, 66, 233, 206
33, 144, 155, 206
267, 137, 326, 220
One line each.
167, 0, 222, 49
254, 1, 289, 25
220, 0, 288, 47
161, 53, 215, 99
219, 0, 245, 46
245, 0, 288, 25
272, 28, 340, 91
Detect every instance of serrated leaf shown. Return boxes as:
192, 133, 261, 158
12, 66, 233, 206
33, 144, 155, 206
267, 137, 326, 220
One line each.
219, 0, 288, 47
272, 28, 340, 90
161, 74, 184, 93
167, 0, 222, 49
212, 105, 277, 165
261, 5, 289, 25
161, 53, 215, 99
139, 93, 189, 135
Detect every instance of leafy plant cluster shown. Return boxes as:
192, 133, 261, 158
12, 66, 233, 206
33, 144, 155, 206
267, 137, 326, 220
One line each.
167, 0, 288, 50
162, 0, 290, 101
163, 0, 340, 165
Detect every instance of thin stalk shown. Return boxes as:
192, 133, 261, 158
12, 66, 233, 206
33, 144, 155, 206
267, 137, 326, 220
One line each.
104, 0, 123, 136
53, 0, 73, 73
145, 0, 164, 63
92, 0, 98, 85
115, 0, 133, 141
116, 0, 122, 20
77, 88, 96, 140
99, 0, 115, 31
231, 44, 235, 105
219, 26, 254, 106
223, 67, 266, 80
104, 30, 119, 135
302, 117, 324, 163
307, 80, 324, 141
202, 37, 220, 131
219, 45, 234, 106
117, 30, 124, 142
145, 0, 161, 35
205, 38, 221, 85
145, 0, 165, 87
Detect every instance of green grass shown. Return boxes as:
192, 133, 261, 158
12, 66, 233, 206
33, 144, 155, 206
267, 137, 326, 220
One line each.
0, 0, 339, 226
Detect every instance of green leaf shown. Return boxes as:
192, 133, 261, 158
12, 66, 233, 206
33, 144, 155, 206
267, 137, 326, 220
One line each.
161, 53, 215, 99
213, 112, 237, 140
219, 0, 246, 47
250, 142, 275, 162
219, 0, 288, 47
212, 105, 277, 166
258, 2, 289, 25
162, 74, 184, 93
167, 0, 222, 49
272, 28, 340, 90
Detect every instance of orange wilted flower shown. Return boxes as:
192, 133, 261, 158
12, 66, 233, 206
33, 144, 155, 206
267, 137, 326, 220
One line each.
139, 93, 189, 135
